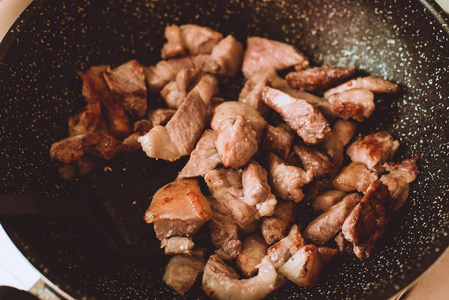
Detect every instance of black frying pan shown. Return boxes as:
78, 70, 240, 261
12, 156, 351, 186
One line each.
1, 0, 448, 299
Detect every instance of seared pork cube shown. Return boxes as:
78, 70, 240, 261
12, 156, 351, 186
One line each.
346, 131, 400, 170
103, 60, 147, 119
144, 178, 212, 243
311, 190, 347, 212
179, 24, 223, 56
178, 130, 222, 179
160, 24, 186, 59
161, 237, 195, 255
267, 153, 313, 203
342, 181, 394, 261
242, 36, 308, 80
324, 75, 400, 98
293, 144, 334, 178
303, 193, 362, 245
162, 249, 206, 296
267, 224, 305, 269
261, 200, 296, 245
160, 68, 203, 108
380, 156, 419, 210
286, 66, 356, 91
328, 88, 375, 121
202, 254, 278, 300
242, 161, 277, 217
122, 119, 153, 152
261, 124, 295, 159
332, 162, 378, 193
317, 247, 340, 265
237, 233, 269, 278
67, 101, 103, 137
261, 87, 330, 145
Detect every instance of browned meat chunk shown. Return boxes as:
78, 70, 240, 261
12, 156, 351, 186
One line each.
161, 237, 195, 255
286, 66, 356, 91
162, 249, 206, 296
160, 68, 203, 108
209, 197, 242, 260
242, 161, 277, 217
177, 130, 222, 179
122, 119, 153, 152
202, 254, 278, 300
311, 190, 347, 212
303, 193, 362, 245
333, 119, 357, 146
332, 162, 378, 193
324, 76, 400, 98
205, 168, 259, 231
293, 144, 334, 178
267, 224, 305, 269
278, 244, 323, 287
267, 153, 313, 203
179, 24, 223, 56
103, 60, 147, 119
50, 132, 125, 164
242, 36, 308, 80
380, 156, 419, 210
144, 57, 195, 93
303, 179, 332, 203
147, 108, 176, 127
342, 181, 394, 261
261, 200, 296, 245
139, 90, 206, 161
193, 35, 244, 77
237, 233, 268, 277
328, 88, 375, 122
211, 101, 267, 168
78, 65, 133, 138
334, 231, 353, 253
67, 101, 103, 137
261, 87, 330, 144
239, 78, 270, 115
317, 247, 339, 264
144, 178, 212, 244
347, 131, 400, 170
261, 124, 294, 159
161, 24, 186, 59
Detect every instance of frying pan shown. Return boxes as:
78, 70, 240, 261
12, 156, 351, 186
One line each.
1, 0, 448, 299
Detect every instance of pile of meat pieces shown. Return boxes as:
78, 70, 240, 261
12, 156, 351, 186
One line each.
50, 24, 419, 299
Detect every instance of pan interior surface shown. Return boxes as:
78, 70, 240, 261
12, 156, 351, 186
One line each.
0, 0, 448, 299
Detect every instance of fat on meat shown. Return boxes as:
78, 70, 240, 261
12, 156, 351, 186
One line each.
161, 237, 195, 255
347, 131, 400, 170
267, 224, 305, 269
122, 119, 153, 152
261, 87, 330, 145
311, 190, 347, 212
285, 66, 356, 91
332, 162, 378, 193
328, 88, 375, 122
161, 24, 186, 59
237, 233, 269, 278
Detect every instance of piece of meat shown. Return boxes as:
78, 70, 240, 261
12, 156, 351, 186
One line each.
267, 225, 305, 269
237, 233, 269, 278
332, 162, 378, 193
103, 60, 147, 119
139, 89, 206, 161
50, 132, 125, 164
293, 144, 334, 179
324, 76, 400, 98
191, 74, 220, 107
161, 24, 186, 59
278, 244, 323, 287
242, 161, 277, 217
285, 66, 356, 91
317, 247, 340, 265
328, 88, 375, 122
160, 68, 203, 108
147, 108, 176, 127
342, 181, 394, 261
162, 249, 206, 296
144, 178, 212, 242
211, 102, 267, 168
334, 231, 353, 253
161, 237, 195, 255
346, 131, 400, 170
333, 119, 357, 147
122, 119, 153, 152
202, 254, 278, 300
267, 153, 313, 203
144, 56, 195, 93
239, 78, 270, 116
77, 65, 133, 138
67, 101, 103, 137
242, 36, 308, 80
302, 179, 332, 203
380, 156, 419, 210
261, 200, 296, 245
261, 124, 295, 160
193, 35, 244, 77
261, 87, 330, 145
205, 168, 259, 231
179, 24, 223, 56
177, 130, 222, 179
209, 197, 242, 260
303, 193, 362, 245
311, 190, 347, 212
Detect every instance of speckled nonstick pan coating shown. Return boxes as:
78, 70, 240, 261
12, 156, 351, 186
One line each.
1, 0, 448, 299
